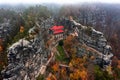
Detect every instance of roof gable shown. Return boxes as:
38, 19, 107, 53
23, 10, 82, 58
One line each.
50, 26, 64, 31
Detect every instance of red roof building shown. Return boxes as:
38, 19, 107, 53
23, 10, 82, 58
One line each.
50, 26, 64, 39
50, 26, 64, 35
54, 30, 64, 34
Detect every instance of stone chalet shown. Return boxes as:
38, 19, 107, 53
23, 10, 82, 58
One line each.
49, 26, 64, 39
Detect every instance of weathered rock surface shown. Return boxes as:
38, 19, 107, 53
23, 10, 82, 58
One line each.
1, 17, 113, 79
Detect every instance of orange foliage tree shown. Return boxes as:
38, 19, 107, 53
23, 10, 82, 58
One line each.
0, 39, 3, 52
0, 45, 3, 52
52, 63, 59, 72
70, 68, 87, 80
69, 58, 88, 80
64, 35, 77, 58
46, 73, 57, 80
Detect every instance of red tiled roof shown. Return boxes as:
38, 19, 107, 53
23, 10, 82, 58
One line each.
53, 30, 64, 34
50, 25, 64, 34
50, 26, 64, 31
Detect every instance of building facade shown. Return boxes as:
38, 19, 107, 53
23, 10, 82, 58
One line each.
49, 26, 64, 39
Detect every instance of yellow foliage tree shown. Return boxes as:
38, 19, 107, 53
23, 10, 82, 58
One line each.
70, 69, 87, 80
83, 54, 87, 63
69, 57, 88, 80
90, 56, 95, 60
20, 26, 24, 33
71, 48, 77, 58
106, 65, 112, 74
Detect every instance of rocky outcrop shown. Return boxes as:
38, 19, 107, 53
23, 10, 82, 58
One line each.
70, 19, 113, 69
1, 17, 114, 79
1, 21, 50, 80
58, 17, 113, 69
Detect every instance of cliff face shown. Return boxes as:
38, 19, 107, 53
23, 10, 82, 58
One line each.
1, 35, 47, 80
68, 18, 113, 68
1, 18, 113, 80
1, 18, 52, 80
